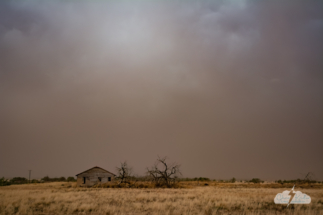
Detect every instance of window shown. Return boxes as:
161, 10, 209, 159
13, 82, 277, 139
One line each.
83, 177, 86, 184
98, 177, 101, 182
108, 177, 111, 181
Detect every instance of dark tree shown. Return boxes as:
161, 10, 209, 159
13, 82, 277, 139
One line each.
116, 161, 133, 184
146, 156, 181, 187
303, 172, 315, 183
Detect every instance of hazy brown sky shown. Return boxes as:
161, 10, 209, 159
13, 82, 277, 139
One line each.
0, 0, 322, 180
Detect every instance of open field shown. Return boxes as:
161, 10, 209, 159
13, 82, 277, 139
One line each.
0, 182, 322, 215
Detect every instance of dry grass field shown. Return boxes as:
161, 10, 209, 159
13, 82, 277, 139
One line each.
0, 182, 322, 215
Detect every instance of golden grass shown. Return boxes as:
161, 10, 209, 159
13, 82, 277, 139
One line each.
0, 182, 322, 215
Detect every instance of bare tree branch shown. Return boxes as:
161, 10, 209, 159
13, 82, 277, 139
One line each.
146, 156, 181, 187
115, 161, 133, 184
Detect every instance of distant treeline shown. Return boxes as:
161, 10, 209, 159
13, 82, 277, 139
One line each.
2, 176, 321, 187
41, 176, 76, 182
0, 176, 76, 186
179, 177, 238, 183
275, 179, 321, 184
179, 177, 211, 181
178, 177, 322, 184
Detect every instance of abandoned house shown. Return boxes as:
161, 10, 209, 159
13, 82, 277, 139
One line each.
76, 166, 116, 187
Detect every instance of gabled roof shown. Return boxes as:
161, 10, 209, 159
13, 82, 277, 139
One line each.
76, 166, 116, 176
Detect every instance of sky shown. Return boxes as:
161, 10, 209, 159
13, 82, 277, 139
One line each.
0, 0, 322, 180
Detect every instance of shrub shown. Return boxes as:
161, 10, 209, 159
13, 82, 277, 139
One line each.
194, 177, 210, 181
249, 178, 263, 183
31, 179, 40, 183
41, 176, 68, 182
67, 177, 76, 182
59, 177, 66, 181
0, 177, 11, 186
10, 177, 28, 184
276, 180, 283, 184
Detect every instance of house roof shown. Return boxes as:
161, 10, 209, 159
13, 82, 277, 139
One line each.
76, 166, 116, 176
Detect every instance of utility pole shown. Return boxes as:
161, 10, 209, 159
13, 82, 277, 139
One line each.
29, 170, 31, 183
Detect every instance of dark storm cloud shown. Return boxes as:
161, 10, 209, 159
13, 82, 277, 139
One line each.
0, 0, 322, 180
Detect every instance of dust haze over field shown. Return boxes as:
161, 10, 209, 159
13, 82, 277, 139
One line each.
0, 0, 322, 180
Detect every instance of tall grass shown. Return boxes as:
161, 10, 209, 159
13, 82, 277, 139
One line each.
0, 182, 322, 214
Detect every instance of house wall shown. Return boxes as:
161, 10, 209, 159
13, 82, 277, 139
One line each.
76, 167, 115, 187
